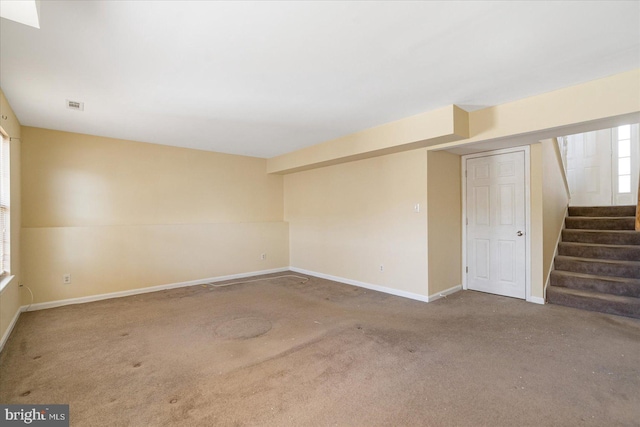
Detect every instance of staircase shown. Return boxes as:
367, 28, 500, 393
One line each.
547, 205, 640, 318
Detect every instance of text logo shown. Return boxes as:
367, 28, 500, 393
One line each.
1, 405, 68, 426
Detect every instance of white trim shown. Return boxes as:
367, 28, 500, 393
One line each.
1, 268, 464, 353
23, 267, 289, 312
290, 267, 435, 302
0, 302, 21, 353
0, 274, 15, 294
462, 156, 468, 290
428, 284, 463, 302
544, 204, 569, 299
527, 296, 545, 305
461, 145, 533, 302
553, 137, 571, 200
524, 145, 532, 303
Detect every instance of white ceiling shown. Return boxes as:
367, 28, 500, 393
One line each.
1, 1, 639, 158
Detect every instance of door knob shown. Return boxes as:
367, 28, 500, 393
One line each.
517, 231, 524, 236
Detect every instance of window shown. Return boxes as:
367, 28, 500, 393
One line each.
0, 133, 9, 275
617, 125, 632, 194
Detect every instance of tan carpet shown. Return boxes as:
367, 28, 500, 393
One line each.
1, 273, 639, 426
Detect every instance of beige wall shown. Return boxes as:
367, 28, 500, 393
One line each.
270, 69, 640, 174
0, 89, 22, 345
454, 69, 640, 149
269, 105, 468, 174
530, 144, 545, 300
8, 70, 637, 314
21, 127, 288, 304
541, 139, 570, 291
531, 139, 569, 298
271, 70, 638, 305
284, 149, 429, 297
22, 127, 283, 227
426, 150, 461, 295
529, 139, 571, 300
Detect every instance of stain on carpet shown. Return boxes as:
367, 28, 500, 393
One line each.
215, 317, 273, 340
1, 273, 639, 426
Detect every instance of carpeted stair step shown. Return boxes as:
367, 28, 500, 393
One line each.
565, 216, 635, 230
562, 229, 640, 245
548, 205, 640, 317
549, 270, 640, 297
546, 286, 640, 318
554, 255, 640, 279
557, 242, 640, 261
568, 205, 637, 217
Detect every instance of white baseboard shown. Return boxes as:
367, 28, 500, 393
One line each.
290, 267, 437, 302
428, 284, 463, 302
24, 267, 290, 312
543, 204, 569, 300
0, 304, 22, 353
527, 296, 545, 305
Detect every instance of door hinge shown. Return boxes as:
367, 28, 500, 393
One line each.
465, 170, 467, 178
466, 218, 468, 225
466, 266, 468, 273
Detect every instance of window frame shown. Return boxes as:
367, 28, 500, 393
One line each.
615, 125, 632, 194
0, 129, 10, 278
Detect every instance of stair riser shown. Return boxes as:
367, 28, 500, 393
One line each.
565, 217, 635, 230
549, 272, 640, 298
568, 206, 637, 217
547, 288, 640, 319
554, 258, 640, 279
562, 230, 640, 245
549, 206, 640, 318
558, 244, 640, 261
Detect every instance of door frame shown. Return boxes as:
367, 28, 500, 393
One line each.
611, 124, 640, 206
461, 145, 533, 302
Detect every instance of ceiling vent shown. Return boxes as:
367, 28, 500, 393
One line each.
66, 100, 84, 111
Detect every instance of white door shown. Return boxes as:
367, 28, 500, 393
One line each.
466, 150, 527, 299
565, 129, 612, 206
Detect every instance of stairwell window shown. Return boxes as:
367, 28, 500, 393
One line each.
617, 125, 631, 194
0, 132, 9, 276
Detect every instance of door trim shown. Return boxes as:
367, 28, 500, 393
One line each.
461, 145, 532, 302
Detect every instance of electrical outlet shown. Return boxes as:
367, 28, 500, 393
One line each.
63, 274, 71, 284
414, 203, 420, 213
261, 253, 266, 260
380, 265, 384, 272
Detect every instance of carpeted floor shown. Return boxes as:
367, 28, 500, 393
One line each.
1, 273, 639, 426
